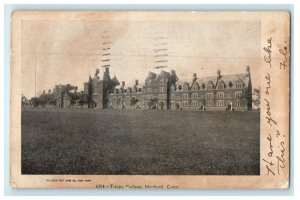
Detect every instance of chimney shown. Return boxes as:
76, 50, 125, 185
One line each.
246, 66, 250, 77
171, 70, 176, 75
193, 73, 197, 82
217, 69, 221, 79
135, 80, 139, 87
122, 81, 125, 87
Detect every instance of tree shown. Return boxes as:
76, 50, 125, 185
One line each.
30, 97, 40, 107
252, 87, 261, 108
21, 94, 29, 106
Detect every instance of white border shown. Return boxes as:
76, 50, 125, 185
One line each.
1, 0, 299, 199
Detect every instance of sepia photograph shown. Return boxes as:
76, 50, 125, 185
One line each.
10, 11, 290, 188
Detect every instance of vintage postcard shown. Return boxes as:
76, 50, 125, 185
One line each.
10, 11, 290, 189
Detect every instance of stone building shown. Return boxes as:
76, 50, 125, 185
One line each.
83, 67, 120, 109
108, 66, 252, 111
53, 84, 72, 108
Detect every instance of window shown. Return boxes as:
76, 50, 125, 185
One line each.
236, 82, 243, 89
170, 101, 175, 106
191, 93, 198, 99
160, 87, 164, 92
148, 88, 152, 93
182, 101, 188, 106
171, 94, 175, 100
207, 84, 213, 90
192, 84, 199, 91
191, 100, 198, 106
176, 96, 181, 100
125, 96, 130, 101
235, 100, 241, 106
235, 91, 243, 98
216, 100, 225, 107
206, 93, 213, 99
216, 92, 224, 99
206, 100, 213, 106
217, 83, 224, 89
183, 94, 188, 99
183, 86, 189, 91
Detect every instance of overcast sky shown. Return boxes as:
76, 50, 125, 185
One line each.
21, 19, 261, 98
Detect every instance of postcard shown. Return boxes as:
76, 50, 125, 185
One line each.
10, 11, 290, 188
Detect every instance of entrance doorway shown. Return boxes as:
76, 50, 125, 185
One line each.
226, 102, 232, 111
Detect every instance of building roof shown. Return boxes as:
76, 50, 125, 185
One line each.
156, 70, 170, 81
112, 75, 120, 86
196, 73, 250, 89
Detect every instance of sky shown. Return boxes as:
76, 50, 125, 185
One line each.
21, 19, 261, 98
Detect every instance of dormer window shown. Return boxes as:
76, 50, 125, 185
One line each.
236, 82, 243, 89
217, 82, 224, 89
207, 84, 213, 90
183, 85, 189, 91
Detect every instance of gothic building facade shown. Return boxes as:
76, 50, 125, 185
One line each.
108, 66, 252, 111
83, 67, 120, 109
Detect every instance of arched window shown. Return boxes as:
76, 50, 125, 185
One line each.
235, 91, 243, 98
183, 84, 189, 91
207, 82, 213, 90
236, 81, 243, 89
217, 82, 225, 89
192, 83, 199, 91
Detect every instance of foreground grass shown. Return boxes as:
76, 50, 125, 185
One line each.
22, 108, 260, 175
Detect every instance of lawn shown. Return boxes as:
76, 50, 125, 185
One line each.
21, 108, 260, 175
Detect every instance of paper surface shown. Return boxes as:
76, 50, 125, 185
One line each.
10, 11, 290, 189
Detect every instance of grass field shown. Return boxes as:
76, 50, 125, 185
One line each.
21, 108, 260, 175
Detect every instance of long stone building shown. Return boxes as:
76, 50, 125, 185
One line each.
84, 66, 252, 111
55, 66, 252, 111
